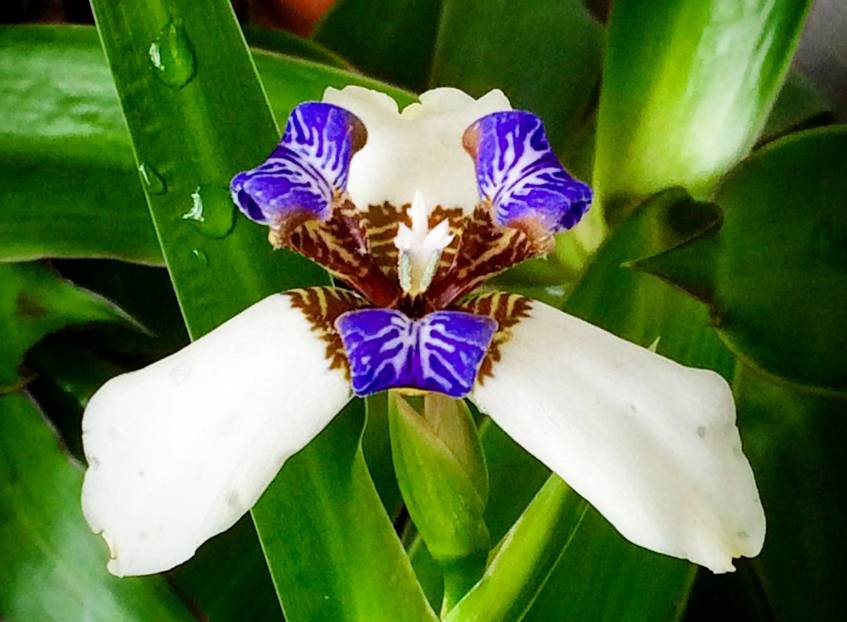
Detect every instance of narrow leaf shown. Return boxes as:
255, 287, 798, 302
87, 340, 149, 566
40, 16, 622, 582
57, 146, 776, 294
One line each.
446, 478, 588, 622
89, 1, 434, 619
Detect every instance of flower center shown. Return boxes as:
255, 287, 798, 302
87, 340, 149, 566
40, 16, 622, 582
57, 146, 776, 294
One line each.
394, 191, 454, 296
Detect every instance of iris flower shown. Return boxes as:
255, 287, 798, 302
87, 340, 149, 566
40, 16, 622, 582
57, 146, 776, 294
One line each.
81, 86, 764, 578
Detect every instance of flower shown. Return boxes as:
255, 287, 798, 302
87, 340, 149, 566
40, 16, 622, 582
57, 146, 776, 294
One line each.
81, 86, 764, 577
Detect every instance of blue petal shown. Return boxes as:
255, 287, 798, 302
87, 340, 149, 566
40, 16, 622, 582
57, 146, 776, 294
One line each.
230, 102, 366, 224
335, 309, 497, 398
464, 111, 593, 232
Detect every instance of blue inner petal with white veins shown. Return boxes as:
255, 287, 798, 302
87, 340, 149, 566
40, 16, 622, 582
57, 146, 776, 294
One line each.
230, 102, 365, 224
465, 110, 593, 233
335, 308, 498, 398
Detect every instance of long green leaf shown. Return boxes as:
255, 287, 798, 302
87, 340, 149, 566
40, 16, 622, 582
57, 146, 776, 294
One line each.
0, 392, 195, 621
594, 0, 810, 217
446, 479, 588, 622
89, 1, 434, 619
0, 262, 139, 391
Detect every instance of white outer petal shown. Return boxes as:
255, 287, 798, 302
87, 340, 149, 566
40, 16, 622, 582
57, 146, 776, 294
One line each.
323, 85, 511, 213
81, 294, 351, 576
470, 301, 765, 573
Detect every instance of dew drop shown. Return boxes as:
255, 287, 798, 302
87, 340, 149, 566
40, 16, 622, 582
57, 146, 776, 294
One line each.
148, 20, 196, 88
696, 425, 707, 439
182, 184, 236, 239
138, 162, 166, 195
191, 248, 209, 266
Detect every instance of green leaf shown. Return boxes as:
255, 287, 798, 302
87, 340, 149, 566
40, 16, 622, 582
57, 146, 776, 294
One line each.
254, 401, 435, 621
243, 24, 353, 69
430, 0, 604, 156
89, 1, 434, 620
0, 262, 139, 392
759, 71, 834, 144
314, 0, 442, 91
0, 25, 162, 265
0, 149, 162, 265
0, 392, 195, 621
594, 0, 810, 217
634, 127, 847, 395
734, 368, 847, 622
445, 478, 588, 622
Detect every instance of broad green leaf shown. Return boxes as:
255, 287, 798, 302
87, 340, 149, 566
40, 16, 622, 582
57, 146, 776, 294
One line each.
759, 71, 834, 143
595, 0, 810, 217
0, 262, 139, 391
89, 2, 434, 620
314, 0, 442, 91
634, 127, 847, 395
430, 0, 604, 156
0, 148, 161, 265
734, 368, 847, 621
0, 392, 195, 622
446, 478, 588, 622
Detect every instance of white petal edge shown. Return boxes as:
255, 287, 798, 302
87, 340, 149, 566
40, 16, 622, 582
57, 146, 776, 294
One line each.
470, 300, 765, 573
323, 85, 511, 213
81, 294, 351, 576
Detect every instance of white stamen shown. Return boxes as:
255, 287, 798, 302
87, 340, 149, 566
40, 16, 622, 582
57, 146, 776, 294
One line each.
394, 191, 453, 295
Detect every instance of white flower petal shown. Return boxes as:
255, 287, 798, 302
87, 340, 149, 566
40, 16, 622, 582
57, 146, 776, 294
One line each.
323, 86, 511, 213
470, 300, 765, 573
81, 294, 351, 576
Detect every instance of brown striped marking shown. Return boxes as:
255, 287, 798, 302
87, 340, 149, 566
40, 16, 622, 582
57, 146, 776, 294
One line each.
280, 202, 402, 308
286, 287, 369, 377
455, 291, 533, 382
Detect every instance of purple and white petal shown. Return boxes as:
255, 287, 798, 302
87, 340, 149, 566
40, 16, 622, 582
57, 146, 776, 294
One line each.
469, 299, 765, 573
464, 111, 592, 233
335, 308, 497, 398
82, 294, 351, 576
230, 102, 366, 224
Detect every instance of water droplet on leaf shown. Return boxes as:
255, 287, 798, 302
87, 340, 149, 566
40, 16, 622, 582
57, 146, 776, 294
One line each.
182, 184, 235, 238
148, 20, 196, 88
191, 248, 209, 265
138, 162, 166, 195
